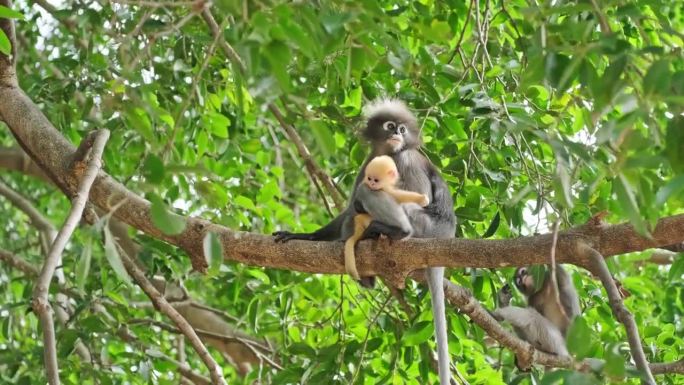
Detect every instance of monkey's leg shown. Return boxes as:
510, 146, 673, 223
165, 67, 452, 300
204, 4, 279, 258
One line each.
360, 220, 411, 241
273, 211, 348, 242
344, 214, 372, 281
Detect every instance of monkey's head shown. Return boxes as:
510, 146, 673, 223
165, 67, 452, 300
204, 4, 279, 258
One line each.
514, 267, 537, 296
361, 99, 420, 154
364, 155, 399, 190
497, 284, 513, 307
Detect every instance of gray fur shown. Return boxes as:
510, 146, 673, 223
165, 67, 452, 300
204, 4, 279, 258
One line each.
493, 306, 569, 356
354, 184, 413, 237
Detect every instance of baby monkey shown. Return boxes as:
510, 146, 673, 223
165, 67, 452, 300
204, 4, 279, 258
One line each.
344, 155, 429, 281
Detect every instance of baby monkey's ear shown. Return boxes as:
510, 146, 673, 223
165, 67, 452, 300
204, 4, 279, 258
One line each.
387, 169, 397, 178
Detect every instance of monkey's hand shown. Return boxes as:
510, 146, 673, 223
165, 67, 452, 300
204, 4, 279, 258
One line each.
418, 194, 429, 207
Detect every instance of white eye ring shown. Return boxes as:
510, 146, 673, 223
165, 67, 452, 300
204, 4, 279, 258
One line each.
382, 121, 396, 131
398, 123, 407, 134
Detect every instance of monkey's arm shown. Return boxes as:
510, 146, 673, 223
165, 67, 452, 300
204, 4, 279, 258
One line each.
493, 306, 569, 356
383, 186, 429, 206
422, 161, 454, 224
355, 185, 412, 241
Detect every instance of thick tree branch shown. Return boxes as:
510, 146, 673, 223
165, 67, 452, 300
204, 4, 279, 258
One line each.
586, 246, 656, 385
31, 129, 108, 385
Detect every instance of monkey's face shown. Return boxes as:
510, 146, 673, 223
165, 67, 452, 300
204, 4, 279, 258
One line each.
363, 113, 420, 154
364, 169, 397, 190
514, 267, 536, 295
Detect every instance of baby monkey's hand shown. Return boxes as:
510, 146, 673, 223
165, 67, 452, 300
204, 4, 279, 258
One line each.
419, 194, 429, 207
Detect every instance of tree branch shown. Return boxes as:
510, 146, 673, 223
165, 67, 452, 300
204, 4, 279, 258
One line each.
585, 246, 656, 385
117, 250, 228, 385
31, 129, 108, 384
0, 0, 17, 86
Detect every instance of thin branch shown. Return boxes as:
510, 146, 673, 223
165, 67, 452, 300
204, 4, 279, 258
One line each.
0, 179, 57, 238
585, 246, 656, 385
0, 0, 17, 85
31, 129, 109, 385
447, 0, 475, 64
201, 8, 345, 211
117, 250, 227, 385
651, 358, 684, 375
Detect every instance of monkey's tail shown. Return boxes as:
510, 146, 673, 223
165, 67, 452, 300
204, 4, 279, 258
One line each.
427, 267, 451, 385
344, 238, 361, 281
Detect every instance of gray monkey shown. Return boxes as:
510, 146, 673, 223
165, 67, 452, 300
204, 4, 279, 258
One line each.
493, 284, 569, 356
273, 99, 456, 385
493, 265, 581, 359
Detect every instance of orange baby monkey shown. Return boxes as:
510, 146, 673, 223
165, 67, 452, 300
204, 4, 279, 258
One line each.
344, 155, 429, 280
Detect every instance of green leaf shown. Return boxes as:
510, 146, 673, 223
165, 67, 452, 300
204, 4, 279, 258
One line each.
482, 212, 500, 238
76, 238, 93, 291
655, 175, 684, 205
0, 5, 24, 19
613, 174, 648, 236
202, 232, 223, 273
234, 195, 257, 211
603, 344, 626, 378
309, 120, 335, 157
142, 154, 165, 184
247, 268, 271, 285
401, 321, 433, 346
668, 254, 684, 281
103, 223, 132, 285
149, 196, 186, 235
643, 60, 670, 96
0, 29, 10, 56
204, 111, 230, 138
566, 317, 593, 359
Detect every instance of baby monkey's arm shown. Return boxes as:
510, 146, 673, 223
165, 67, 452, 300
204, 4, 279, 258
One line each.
383, 186, 429, 207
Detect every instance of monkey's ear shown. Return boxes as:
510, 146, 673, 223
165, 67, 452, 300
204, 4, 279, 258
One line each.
387, 169, 397, 178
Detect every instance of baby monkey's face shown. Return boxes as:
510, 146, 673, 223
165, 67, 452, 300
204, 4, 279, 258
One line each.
364, 171, 397, 190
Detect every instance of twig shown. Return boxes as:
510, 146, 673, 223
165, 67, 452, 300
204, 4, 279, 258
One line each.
585, 246, 656, 385
117, 250, 227, 385
351, 295, 392, 384
31, 129, 109, 385
447, 0, 475, 64
589, 0, 612, 36
201, 8, 345, 211
109, 0, 201, 7
0, 179, 57, 239
548, 220, 568, 319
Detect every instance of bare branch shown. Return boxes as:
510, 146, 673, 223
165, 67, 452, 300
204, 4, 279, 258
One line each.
31, 129, 108, 384
0, 179, 57, 238
117, 250, 227, 385
0, 0, 17, 85
651, 358, 684, 375
585, 246, 656, 385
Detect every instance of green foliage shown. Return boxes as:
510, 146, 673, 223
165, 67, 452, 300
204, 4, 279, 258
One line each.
1, 0, 684, 384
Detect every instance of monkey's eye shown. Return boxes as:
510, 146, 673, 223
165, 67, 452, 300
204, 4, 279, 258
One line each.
398, 124, 407, 134
374, 178, 379, 183
382, 121, 396, 131
367, 177, 372, 181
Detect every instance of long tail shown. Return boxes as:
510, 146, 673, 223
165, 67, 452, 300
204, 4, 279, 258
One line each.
344, 238, 361, 280
427, 267, 450, 385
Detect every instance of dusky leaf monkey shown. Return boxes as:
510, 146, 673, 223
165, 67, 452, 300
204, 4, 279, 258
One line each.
493, 265, 580, 357
273, 99, 456, 385
344, 155, 429, 280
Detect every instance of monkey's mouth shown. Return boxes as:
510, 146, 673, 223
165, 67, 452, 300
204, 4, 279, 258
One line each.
387, 137, 402, 146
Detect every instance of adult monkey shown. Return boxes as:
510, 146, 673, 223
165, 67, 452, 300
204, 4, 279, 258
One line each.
274, 99, 456, 385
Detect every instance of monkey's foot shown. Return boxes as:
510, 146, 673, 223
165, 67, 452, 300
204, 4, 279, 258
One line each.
377, 233, 393, 248
272, 231, 314, 243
